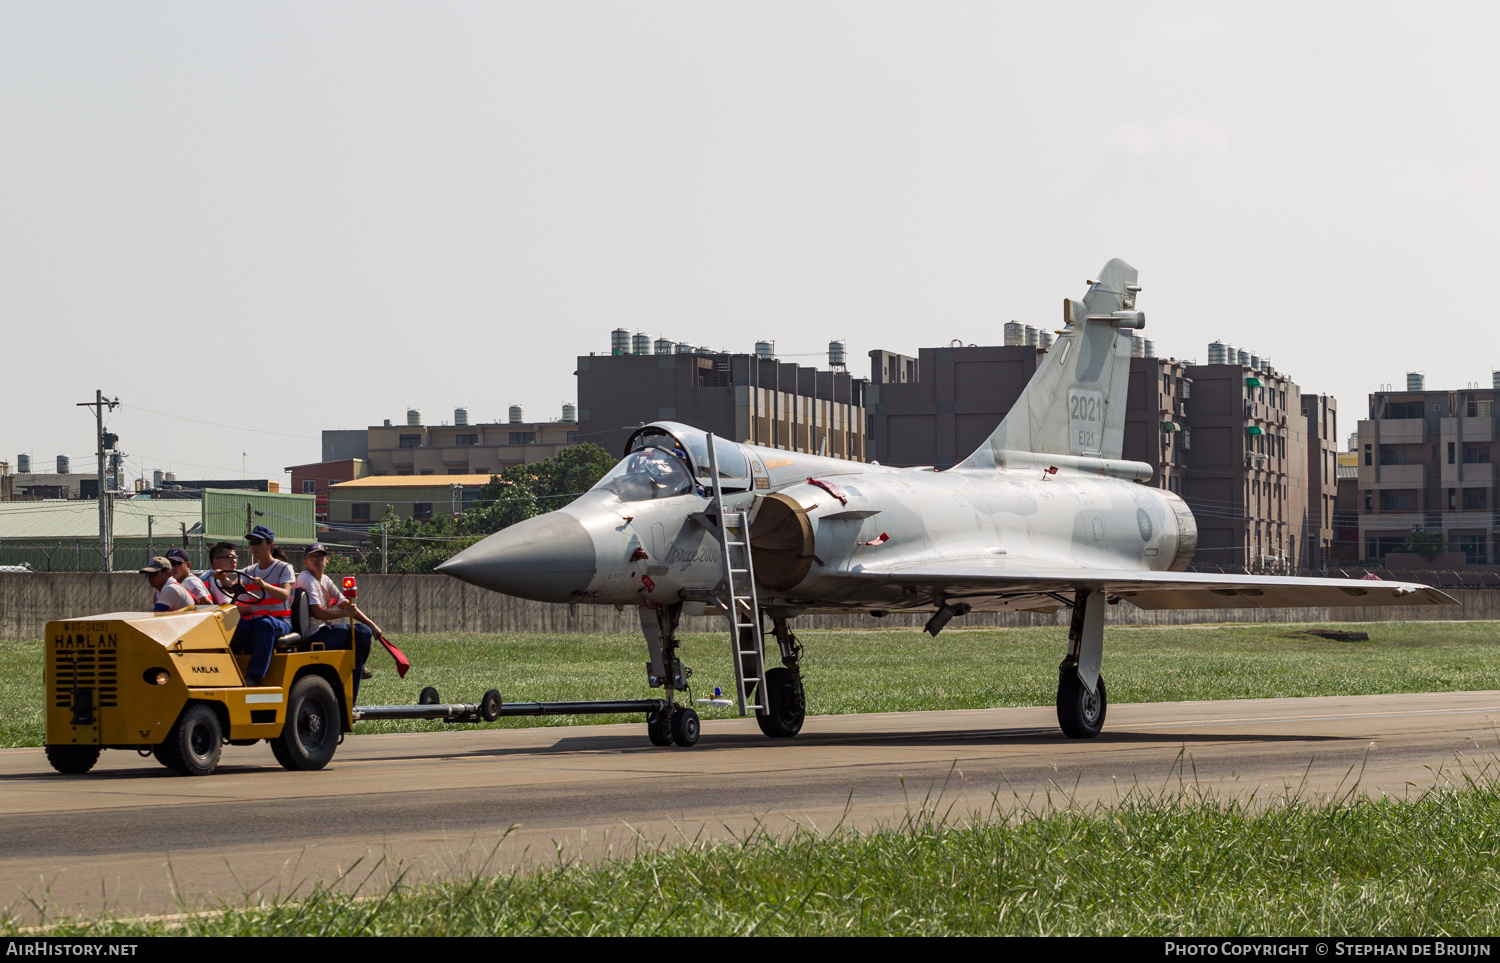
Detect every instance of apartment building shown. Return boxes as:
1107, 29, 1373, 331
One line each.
1355, 374, 1498, 563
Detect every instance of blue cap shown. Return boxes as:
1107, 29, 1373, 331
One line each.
248, 524, 275, 542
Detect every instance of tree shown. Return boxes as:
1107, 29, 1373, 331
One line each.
1399, 529, 1446, 561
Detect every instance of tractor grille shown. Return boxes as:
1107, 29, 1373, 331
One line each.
52, 650, 118, 709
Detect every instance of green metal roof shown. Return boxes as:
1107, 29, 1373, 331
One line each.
0, 499, 202, 540
202, 489, 316, 544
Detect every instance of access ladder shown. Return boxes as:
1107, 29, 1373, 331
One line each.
705, 434, 768, 717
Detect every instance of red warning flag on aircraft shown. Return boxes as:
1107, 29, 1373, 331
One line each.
377, 634, 411, 678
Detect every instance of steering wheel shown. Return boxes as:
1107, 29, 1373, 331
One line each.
215, 571, 266, 604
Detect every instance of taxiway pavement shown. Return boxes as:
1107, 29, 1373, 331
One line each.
4, 690, 1499, 923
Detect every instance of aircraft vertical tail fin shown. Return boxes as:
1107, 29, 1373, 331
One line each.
960, 259, 1141, 469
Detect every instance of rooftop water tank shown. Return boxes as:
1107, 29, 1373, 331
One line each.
153, 469, 163, 487
56, 455, 69, 475
632, 331, 651, 355
828, 340, 847, 368
1494, 370, 1500, 390
1207, 341, 1228, 365
455, 407, 468, 426
1407, 372, 1425, 391
508, 405, 524, 424
1236, 349, 1250, 366
562, 403, 577, 423
1024, 326, 1038, 347
407, 408, 421, 426
654, 338, 675, 355
165, 472, 176, 483
755, 340, 775, 360
611, 328, 631, 356
1038, 330, 1053, 351
1129, 332, 1145, 358
1003, 321, 1024, 346
16, 454, 28, 474
1144, 340, 1156, 359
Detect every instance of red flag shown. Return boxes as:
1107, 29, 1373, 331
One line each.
377, 634, 411, 678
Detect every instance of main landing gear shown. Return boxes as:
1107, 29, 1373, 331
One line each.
1057, 589, 1108, 738
756, 617, 806, 738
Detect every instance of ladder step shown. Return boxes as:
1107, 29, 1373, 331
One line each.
726, 540, 746, 546
729, 568, 748, 574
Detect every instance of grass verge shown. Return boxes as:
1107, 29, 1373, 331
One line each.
11, 765, 1500, 935
4, 620, 1497, 747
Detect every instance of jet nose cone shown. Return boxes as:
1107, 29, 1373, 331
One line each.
436, 512, 596, 603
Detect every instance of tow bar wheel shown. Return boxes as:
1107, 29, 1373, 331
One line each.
272, 675, 340, 771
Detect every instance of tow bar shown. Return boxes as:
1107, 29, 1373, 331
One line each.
353, 687, 670, 725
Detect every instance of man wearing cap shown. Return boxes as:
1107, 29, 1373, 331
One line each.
226, 525, 296, 686
165, 548, 213, 606
142, 557, 195, 612
296, 543, 378, 701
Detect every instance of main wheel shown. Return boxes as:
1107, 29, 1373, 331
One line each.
670, 706, 700, 747
162, 704, 223, 776
646, 709, 673, 746
45, 745, 100, 775
272, 675, 341, 771
755, 667, 805, 739
1056, 670, 1107, 739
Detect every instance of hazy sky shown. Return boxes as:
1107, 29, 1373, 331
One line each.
3, 2, 1496, 484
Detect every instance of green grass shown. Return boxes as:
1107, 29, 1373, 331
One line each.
14, 772, 1500, 935
6, 620, 1498, 747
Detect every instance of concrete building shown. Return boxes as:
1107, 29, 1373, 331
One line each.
1334, 448, 1360, 565
1125, 355, 1190, 496
865, 344, 1191, 490
1301, 394, 1339, 569
866, 346, 1041, 470
285, 458, 369, 522
576, 349, 866, 461
327, 474, 496, 526
0, 461, 10, 501
364, 408, 577, 477
1179, 360, 1308, 572
321, 429, 369, 463
1355, 375, 1499, 564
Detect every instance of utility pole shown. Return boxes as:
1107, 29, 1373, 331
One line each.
76, 390, 119, 572
381, 520, 389, 574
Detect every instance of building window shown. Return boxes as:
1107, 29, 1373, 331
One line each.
1458, 535, 1487, 564
448, 468, 467, 475
1379, 446, 1407, 466
1465, 398, 1494, 418
1463, 446, 1490, 464
1464, 489, 1487, 510
566, 431, 578, 444
396, 470, 413, 476
301, 480, 315, 494
1450, 488, 1458, 510
399, 434, 422, 449
1382, 402, 1423, 419
413, 502, 433, 521
352, 503, 370, 521
1449, 442, 1456, 464
509, 432, 536, 445
1379, 491, 1411, 511
1364, 444, 1372, 466
419, 469, 434, 475
456, 434, 478, 447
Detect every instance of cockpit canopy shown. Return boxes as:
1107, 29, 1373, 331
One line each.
587, 421, 752, 502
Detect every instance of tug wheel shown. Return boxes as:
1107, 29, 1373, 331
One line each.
670, 706, 700, 747
45, 745, 100, 775
646, 709, 673, 747
1056, 670, 1107, 739
272, 675, 340, 771
162, 704, 223, 776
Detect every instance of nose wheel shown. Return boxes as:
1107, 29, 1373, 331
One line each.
646, 706, 700, 747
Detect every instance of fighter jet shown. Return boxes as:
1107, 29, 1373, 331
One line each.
438, 259, 1453, 745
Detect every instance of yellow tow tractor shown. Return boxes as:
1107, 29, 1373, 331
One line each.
45, 573, 679, 776
45, 574, 513, 776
